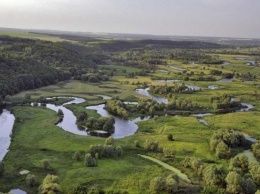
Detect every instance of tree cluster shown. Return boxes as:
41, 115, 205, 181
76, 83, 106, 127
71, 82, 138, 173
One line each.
210, 129, 246, 159
85, 116, 115, 134
149, 174, 179, 194
149, 84, 195, 95
84, 137, 123, 167
106, 98, 129, 118
210, 94, 242, 112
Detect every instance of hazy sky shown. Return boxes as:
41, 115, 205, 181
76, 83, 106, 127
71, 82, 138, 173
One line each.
0, 0, 259, 38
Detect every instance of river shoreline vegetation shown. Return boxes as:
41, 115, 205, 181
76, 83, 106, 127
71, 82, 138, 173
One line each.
0, 33, 260, 194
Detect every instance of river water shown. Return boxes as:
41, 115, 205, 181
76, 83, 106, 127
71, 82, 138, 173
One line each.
86, 104, 151, 138
136, 88, 169, 104
45, 97, 88, 136
0, 109, 15, 161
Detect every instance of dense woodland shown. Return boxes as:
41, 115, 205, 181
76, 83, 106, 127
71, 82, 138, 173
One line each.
0, 36, 107, 98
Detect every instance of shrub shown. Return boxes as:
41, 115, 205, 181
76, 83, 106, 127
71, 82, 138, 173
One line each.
167, 134, 174, 141
165, 174, 179, 192
39, 174, 62, 194
41, 159, 50, 170
134, 140, 140, 147
115, 146, 123, 157
252, 141, 260, 160
149, 177, 166, 193
85, 154, 97, 167
103, 145, 115, 158
74, 151, 81, 161
105, 136, 114, 146
163, 148, 175, 158
26, 174, 37, 187
145, 140, 159, 152
249, 161, 260, 185
215, 141, 230, 159
57, 109, 64, 117
229, 154, 249, 171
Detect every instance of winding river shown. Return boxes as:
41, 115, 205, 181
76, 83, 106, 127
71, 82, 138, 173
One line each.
136, 88, 169, 104
86, 104, 151, 138
45, 97, 88, 135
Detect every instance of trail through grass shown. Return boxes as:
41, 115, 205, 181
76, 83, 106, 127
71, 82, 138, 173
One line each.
138, 154, 191, 183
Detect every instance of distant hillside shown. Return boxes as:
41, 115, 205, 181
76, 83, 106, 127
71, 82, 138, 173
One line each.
91, 39, 225, 52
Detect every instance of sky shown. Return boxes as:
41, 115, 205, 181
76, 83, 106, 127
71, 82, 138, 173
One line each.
0, 0, 260, 38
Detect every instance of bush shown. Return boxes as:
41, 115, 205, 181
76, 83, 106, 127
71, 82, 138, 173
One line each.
249, 161, 260, 185
252, 141, 260, 160
229, 154, 249, 171
167, 134, 174, 141
203, 164, 226, 186
41, 159, 50, 170
39, 174, 62, 194
163, 148, 175, 158
115, 146, 123, 157
149, 177, 166, 193
145, 140, 159, 152
165, 174, 179, 192
215, 141, 231, 159
26, 174, 37, 187
85, 154, 97, 167
105, 136, 114, 146
74, 151, 81, 161
57, 109, 64, 117
134, 140, 140, 148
